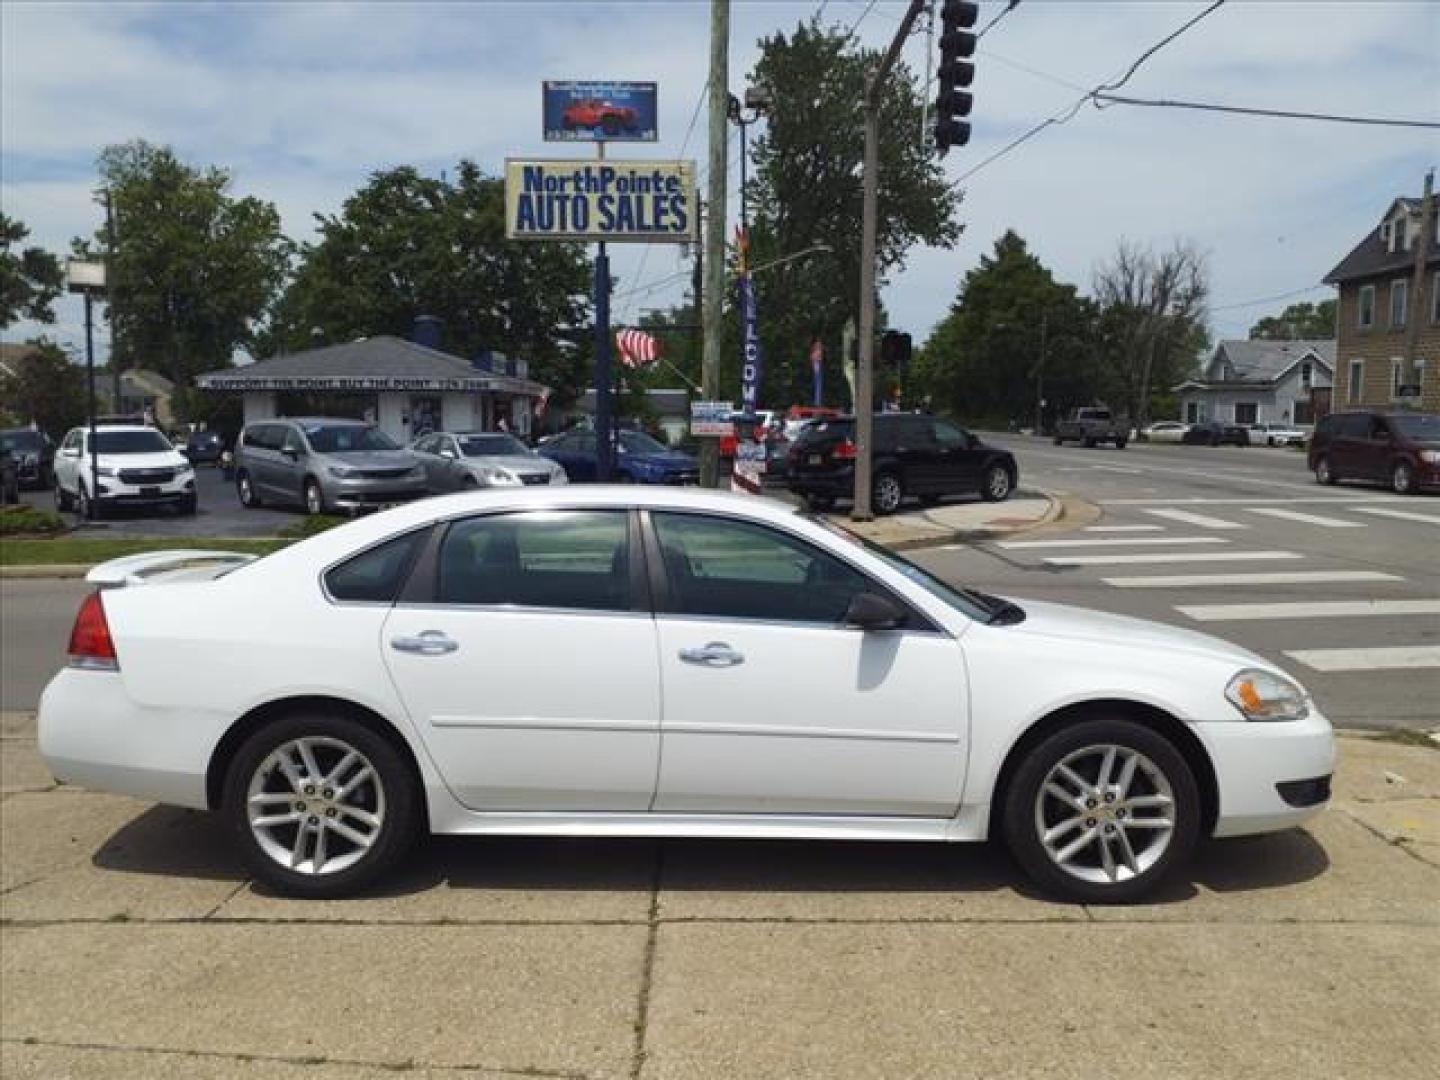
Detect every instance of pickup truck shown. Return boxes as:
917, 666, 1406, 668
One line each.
1052, 407, 1130, 448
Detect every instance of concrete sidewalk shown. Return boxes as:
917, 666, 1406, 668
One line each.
2, 712, 1437, 1079
831, 489, 1064, 551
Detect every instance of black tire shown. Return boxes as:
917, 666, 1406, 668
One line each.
460, 475, 479, 490
1052, 435, 1063, 446
804, 494, 835, 513
54, 479, 71, 512
237, 470, 263, 508
1392, 460, 1417, 495
1002, 717, 1201, 904
872, 470, 904, 515
222, 711, 420, 899
1082, 437, 1096, 449
303, 477, 325, 516
76, 483, 95, 520
1210, 436, 1221, 447
179, 493, 198, 516
981, 464, 1013, 502
1114, 438, 1127, 450
1314, 456, 1337, 485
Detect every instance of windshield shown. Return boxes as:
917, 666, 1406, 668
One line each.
303, 425, 397, 453
807, 513, 1021, 625
1, 431, 45, 453
459, 434, 530, 457
93, 430, 173, 454
619, 431, 668, 454
1388, 414, 1440, 439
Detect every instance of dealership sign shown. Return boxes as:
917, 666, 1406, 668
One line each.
543, 81, 658, 142
505, 160, 697, 243
689, 400, 734, 437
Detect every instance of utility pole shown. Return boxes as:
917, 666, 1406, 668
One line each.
1404, 168, 1434, 397
1035, 308, 1047, 435
105, 191, 121, 415
690, 198, 704, 381
699, 0, 730, 489
854, 0, 927, 521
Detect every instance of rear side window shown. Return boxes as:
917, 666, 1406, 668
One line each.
325, 530, 427, 603
1337, 414, 1371, 437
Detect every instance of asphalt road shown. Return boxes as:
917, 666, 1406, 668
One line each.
910, 433, 1439, 730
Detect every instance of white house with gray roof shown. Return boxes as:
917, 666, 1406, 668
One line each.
1175, 339, 1335, 428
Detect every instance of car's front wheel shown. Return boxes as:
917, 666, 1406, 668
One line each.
54, 479, 71, 512
1392, 460, 1416, 495
981, 464, 1012, 502
1002, 717, 1200, 903
1314, 456, 1337, 485
222, 712, 420, 898
304, 478, 325, 515
237, 471, 262, 508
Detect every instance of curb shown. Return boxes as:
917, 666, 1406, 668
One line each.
842, 488, 1065, 553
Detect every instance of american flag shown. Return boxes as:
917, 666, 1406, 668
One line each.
616, 327, 661, 368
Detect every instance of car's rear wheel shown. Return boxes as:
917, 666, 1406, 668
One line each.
804, 494, 835, 513
1114, 437, 1127, 450
222, 712, 419, 898
981, 464, 1012, 502
872, 471, 903, 515
237, 471, 262, 508
1002, 717, 1200, 904
304, 478, 325, 515
1314, 456, 1337, 485
1392, 460, 1416, 495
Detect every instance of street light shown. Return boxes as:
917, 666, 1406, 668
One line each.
67, 259, 107, 520
726, 85, 771, 235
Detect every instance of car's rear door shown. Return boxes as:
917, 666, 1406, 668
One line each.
646, 511, 967, 817
382, 508, 661, 811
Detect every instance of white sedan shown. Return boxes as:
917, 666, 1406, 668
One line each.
1140, 421, 1190, 444
39, 488, 1334, 903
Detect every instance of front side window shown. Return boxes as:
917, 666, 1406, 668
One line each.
1357, 285, 1375, 328
1391, 280, 1408, 328
437, 510, 631, 612
325, 530, 427, 603
931, 418, 967, 449
619, 431, 666, 455
653, 513, 871, 624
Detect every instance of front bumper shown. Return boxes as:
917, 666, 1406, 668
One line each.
96, 475, 195, 505
785, 464, 854, 497
327, 478, 429, 510
1194, 706, 1336, 837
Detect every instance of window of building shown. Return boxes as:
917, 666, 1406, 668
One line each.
1300, 362, 1312, 390
1348, 359, 1364, 404
1233, 402, 1258, 425
1391, 280, 1408, 328
1357, 285, 1375, 328
1185, 401, 1204, 424
1432, 272, 1439, 324
1392, 358, 1406, 398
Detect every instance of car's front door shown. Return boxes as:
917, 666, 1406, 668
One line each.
646, 511, 967, 817
888, 416, 938, 493
382, 508, 661, 811
931, 419, 982, 492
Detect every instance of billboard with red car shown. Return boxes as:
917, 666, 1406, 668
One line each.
543, 81, 657, 142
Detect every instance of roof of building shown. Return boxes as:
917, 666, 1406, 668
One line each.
1176, 339, 1335, 390
1324, 194, 1439, 285
196, 336, 546, 396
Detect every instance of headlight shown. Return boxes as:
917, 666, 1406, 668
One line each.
1419, 450, 1440, 464
1224, 668, 1310, 722
328, 465, 359, 478
479, 466, 521, 486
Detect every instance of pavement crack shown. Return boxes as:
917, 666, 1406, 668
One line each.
0, 1035, 592, 1078
629, 843, 664, 1080
1335, 806, 1440, 873
201, 877, 253, 919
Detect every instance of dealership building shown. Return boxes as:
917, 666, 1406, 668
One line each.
197, 330, 548, 443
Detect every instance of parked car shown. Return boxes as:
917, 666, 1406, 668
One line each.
1246, 422, 1306, 448
540, 429, 698, 484
412, 431, 568, 491
1052, 407, 1130, 448
38, 486, 1335, 903
561, 98, 637, 136
234, 419, 428, 515
1139, 421, 1190, 444
181, 430, 227, 465
0, 449, 19, 504
1308, 410, 1440, 495
786, 413, 1016, 514
52, 424, 196, 518
1181, 421, 1249, 447
0, 427, 55, 489
783, 405, 842, 441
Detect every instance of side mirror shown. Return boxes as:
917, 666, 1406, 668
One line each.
281, 447, 299, 461
843, 591, 906, 632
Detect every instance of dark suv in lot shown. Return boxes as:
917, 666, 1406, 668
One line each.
785, 413, 1017, 514
1308, 410, 1440, 495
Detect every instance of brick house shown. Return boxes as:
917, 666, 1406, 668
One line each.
1323, 189, 1440, 414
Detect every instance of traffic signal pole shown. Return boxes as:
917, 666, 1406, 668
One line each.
699, 0, 730, 489
853, 0, 927, 521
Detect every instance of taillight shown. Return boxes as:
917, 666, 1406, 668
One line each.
831, 439, 858, 461
68, 591, 118, 671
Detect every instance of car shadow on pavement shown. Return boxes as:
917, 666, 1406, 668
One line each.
91, 805, 247, 883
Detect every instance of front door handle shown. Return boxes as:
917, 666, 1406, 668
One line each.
390, 630, 459, 656
678, 641, 745, 667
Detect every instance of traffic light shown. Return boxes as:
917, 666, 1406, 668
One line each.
880, 330, 912, 370
934, 0, 978, 155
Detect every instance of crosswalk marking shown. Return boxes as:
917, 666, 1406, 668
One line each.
1352, 507, 1440, 526
1245, 508, 1366, 528
1177, 600, 1440, 622
1084, 525, 1165, 532
1102, 497, 1410, 505
1143, 509, 1247, 529
1045, 550, 1300, 566
1102, 570, 1403, 589
1000, 536, 1226, 550
1284, 646, 1440, 672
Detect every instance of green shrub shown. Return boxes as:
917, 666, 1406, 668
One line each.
0, 505, 68, 536
277, 514, 349, 540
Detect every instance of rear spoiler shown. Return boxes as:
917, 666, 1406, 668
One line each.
85, 549, 259, 589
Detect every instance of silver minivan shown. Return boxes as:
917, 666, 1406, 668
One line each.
235, 418, 428, 515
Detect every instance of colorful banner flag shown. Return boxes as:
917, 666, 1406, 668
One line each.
808, 338, 824, 407
615, 327, 660, 368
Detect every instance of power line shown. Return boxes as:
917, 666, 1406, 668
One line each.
980, 48, 1087, 93
1094, 0, 1225, 97
1212, 284, 1328, 313
1093, 92, 1440, 130
976, 0, 1020, 42
847, 0, 883, 38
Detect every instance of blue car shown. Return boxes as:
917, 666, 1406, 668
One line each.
539, 429, 698, 484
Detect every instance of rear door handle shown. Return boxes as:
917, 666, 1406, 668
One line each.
678, 641, 745, 667
390, 630, 459, 656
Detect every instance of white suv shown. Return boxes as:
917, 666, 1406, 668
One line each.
54, 424, 196, 518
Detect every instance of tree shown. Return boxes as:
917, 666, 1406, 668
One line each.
267, 161, 593, 405
0, 214, 65, 328
75, 140, 291, 385
915, 231, 1096, 428
1091, 239, 1209, 427
0, 340, 87, 435
1248, 299, 1336, 340
740, 18, 962, 409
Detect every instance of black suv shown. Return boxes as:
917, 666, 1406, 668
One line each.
785, 413, 1017, 514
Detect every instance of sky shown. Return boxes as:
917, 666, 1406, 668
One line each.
2, 0, 1437, 368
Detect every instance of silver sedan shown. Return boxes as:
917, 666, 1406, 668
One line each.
411, 431, 568, 491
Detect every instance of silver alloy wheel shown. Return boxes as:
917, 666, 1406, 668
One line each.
238, 474, 254, 505
246, 736, 387, 876
1316, 458, 1332, 484
1033, 743, 1175, 885
305, 481, 323, 515
1392, 462, 1412, 494
874, 473, 902, 514
986, 466, 1011, 500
